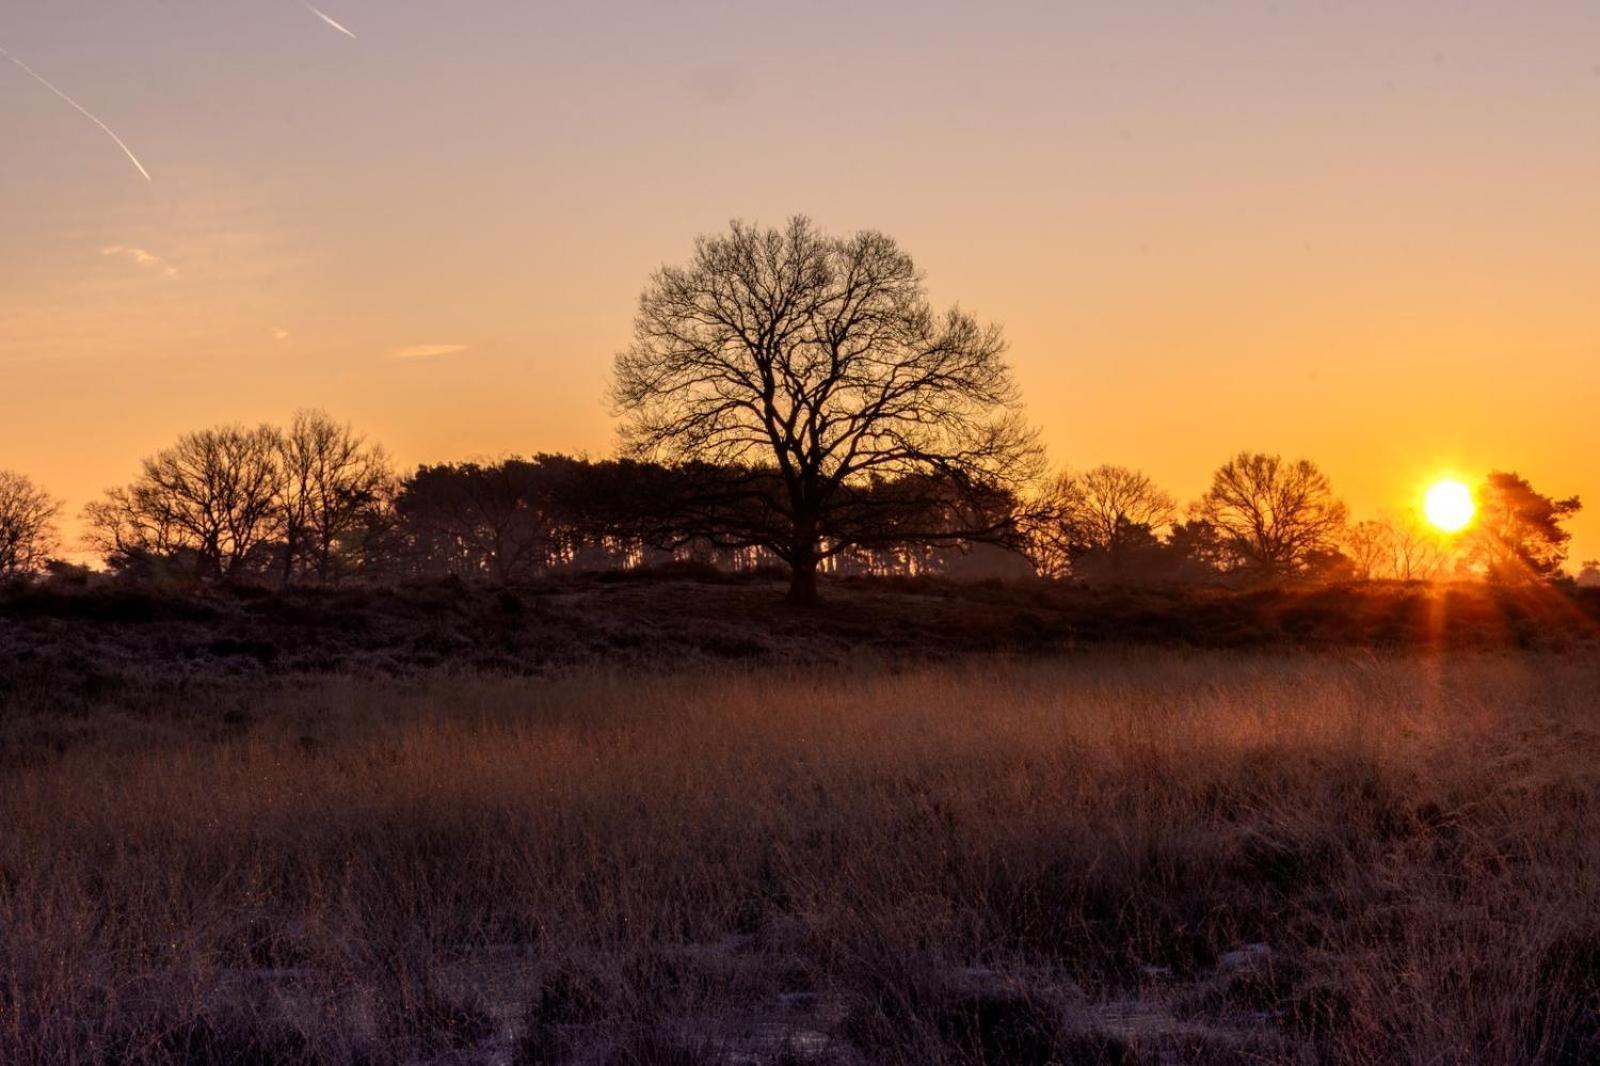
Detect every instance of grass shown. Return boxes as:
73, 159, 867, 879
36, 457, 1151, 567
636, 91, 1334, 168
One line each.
4, 577, 1597, 721
3, 652, 1599, 1063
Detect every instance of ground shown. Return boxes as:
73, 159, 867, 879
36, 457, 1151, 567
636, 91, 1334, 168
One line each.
1, 571, 1596, 716
1, 577, 1598, 1063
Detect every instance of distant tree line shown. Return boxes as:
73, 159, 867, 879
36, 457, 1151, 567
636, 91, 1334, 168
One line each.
0, 432, 1582, 594
1024, 460, 1582, 587
52, 421, 1029, 588
0, 218, 1585, 598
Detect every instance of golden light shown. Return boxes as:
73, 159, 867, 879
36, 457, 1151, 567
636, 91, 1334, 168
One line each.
1424, 479, 1476, 534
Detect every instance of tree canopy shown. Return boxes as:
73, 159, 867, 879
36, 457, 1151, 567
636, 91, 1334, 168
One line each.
612, 217, 1041, 602
1470, 472, 1582, 582
1193, 452, 1348, 577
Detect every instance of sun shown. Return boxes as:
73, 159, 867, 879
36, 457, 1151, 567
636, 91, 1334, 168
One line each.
1424, 479, 1476, 533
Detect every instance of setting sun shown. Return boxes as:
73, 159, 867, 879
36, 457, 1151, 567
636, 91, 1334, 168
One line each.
1424, 479, 1476, 533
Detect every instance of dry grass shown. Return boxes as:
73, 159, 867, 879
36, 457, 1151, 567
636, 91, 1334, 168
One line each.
3, 652, 1599, 1063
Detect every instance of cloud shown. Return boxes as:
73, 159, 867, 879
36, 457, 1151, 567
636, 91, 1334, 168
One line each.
101, 244, 179, 278
273, 328, 291, 342
390, 344, 469, 360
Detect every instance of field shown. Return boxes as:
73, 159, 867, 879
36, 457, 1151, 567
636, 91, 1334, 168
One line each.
2, 575, 1597, 713
4, 643, 1600, 1064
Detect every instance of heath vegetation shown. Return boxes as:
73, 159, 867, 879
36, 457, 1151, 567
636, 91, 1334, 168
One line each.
3, 652, 1600, 1063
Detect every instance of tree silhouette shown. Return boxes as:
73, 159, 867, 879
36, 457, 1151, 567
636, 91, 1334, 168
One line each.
1341, 514, 1452, 583
0, 471, 61, 577
612, 217, 1041, 603
1380, 511, 1451, 581
278, 410, 394, 586
1035, 465, 1175, 582
1162, 519, 1229, 581
86, 425, 284, 582
394, 456, 597, 582
1470, 472, 1581, 583
1193, 452, 1348, 578
1342, 520, 1390, 581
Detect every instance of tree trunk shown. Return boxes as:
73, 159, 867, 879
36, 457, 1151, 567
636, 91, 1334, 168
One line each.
786, 515, 821, 605
786, 556, 820, 606
281, 529, 297, 589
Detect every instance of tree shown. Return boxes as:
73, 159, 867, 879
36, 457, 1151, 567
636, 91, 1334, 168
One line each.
0, 471, 61, 577
1470, 471, 1581, 583
1341, 514, 1451, 583
1193, 452, 1348, 578
612, 217, 1041, 603
1577, 560, 1600, 588
1162, 519, 1229, 581
390, 454, 663, 582
1342, 519, 1391, 581
278, 410, 394, 585
1381, 511, 1451, 582
86, 424, 284, 582
1035, 465, 1175, 582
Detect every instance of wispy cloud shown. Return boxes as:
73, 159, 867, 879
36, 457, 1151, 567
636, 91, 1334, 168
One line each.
100, 245, 179, 278
273, 328, 291, 342
390, 344, 469, 360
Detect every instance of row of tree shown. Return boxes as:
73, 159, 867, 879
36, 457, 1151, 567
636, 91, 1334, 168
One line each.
0, 432, 1586, 592
0, 217, 1588, 600
1029, 461, 1584, 586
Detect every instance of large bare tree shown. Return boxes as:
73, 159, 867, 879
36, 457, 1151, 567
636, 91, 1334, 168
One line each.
0, 471, 61, 577
1193, 452, 1347, 577
612, 217, 1041, 603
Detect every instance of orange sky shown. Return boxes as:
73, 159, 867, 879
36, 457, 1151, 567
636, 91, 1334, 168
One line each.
2, 2, 1596, 566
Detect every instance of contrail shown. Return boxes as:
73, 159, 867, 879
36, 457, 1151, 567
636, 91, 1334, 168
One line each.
301, 2, 357, 39
0, 44, 151, 181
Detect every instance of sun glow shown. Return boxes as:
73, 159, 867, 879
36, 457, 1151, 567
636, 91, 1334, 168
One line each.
1424, 479, 1476, 534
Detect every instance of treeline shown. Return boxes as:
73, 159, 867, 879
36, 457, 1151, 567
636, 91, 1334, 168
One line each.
0, 222, 1589, 596
0, 410, 1589, 590
0, 411, 1028, 587
1031, 459, 1584, 586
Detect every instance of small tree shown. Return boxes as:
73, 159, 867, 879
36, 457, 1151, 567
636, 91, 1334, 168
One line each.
1470, 471, 1581, 583
1034, 465, 1175, 582
1193, 452, 1348, 578
1343, 520, 1391, 581
1162, 519, 1228, 581
613, 217, 1041, 604
1577, 560, 1600, 588
278, 410, 394, 585
1381, 511, 1451, 582
0, 471, 61, 577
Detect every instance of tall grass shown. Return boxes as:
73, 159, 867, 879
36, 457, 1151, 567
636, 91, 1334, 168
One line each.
2, 653, 1598, 1063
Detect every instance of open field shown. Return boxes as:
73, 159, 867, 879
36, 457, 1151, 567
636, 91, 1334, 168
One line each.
2, 575, 1597, 720
3, 650, 1599, 1063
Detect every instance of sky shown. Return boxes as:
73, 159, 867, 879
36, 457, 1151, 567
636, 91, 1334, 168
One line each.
2, 1, 1597, 566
